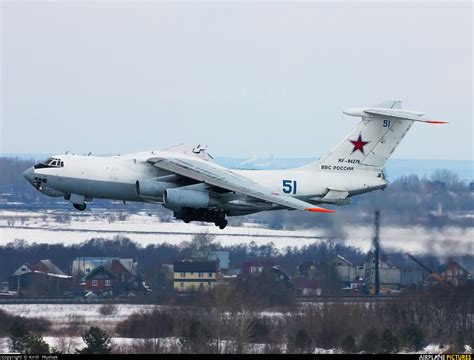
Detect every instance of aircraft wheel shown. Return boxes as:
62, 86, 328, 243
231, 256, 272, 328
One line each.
73, 203, 86, 211
218, 219, 228, 230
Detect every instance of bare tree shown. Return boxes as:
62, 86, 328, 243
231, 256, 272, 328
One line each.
54, 336, 81, 354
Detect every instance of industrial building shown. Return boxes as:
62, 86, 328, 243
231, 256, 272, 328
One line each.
335, 254, 401, 292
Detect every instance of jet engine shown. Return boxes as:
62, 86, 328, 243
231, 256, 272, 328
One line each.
163, 188, 219, 208
135, 180, 176, 199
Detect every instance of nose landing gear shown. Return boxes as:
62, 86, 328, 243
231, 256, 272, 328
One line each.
73, 203, 86, 211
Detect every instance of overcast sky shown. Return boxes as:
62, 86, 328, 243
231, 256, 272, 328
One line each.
1, 1, 472, 160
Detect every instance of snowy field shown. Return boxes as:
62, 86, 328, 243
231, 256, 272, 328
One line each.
0, 303, 156, 332
0, 210, 473, 255
0, 303, 470, 354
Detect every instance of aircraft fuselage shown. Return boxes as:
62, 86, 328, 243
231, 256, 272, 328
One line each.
23, 149, 386, 221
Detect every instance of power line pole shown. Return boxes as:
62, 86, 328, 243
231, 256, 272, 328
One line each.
374, 210, 380, 296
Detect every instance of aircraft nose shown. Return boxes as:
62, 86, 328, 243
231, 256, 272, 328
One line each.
23, 166, 34, 181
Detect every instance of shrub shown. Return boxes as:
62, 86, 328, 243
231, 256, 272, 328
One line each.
77, 326, 112, 354
8, 320, 50, 354
341, 335, 356, 353
179, 320, 213, 354
402, 324, 426, 351
115, 307, 177, 338
288, 329, 313, 353
381, 329, 399, 354
0, 309, 51, 336
98, 304, 118, 316
359, 328, 381, 353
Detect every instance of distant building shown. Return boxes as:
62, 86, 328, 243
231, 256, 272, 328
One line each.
84, 265, 115, 295
82, 259, 147, 296
364, 255, 401, 291
241, 261, 292, 287
72, 257, 136, 276
437, 260, 471, 287
241, 261, 275, 276
335, 254, 401, 291
173, 261, 218, 292
294, 278, 321, 296
295, 261, 324, 296
333, 255, 356, 284
192, 251, 230, 271
8, 260, 73, 296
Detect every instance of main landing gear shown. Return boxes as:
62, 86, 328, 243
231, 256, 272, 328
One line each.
178, 208, 228, 229
215, 219, 228, 230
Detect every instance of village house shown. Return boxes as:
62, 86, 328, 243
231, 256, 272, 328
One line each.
437, 260, 471, 287
8, 259, 72, 296
76, 257, 147, 296
173, 260, 219, 292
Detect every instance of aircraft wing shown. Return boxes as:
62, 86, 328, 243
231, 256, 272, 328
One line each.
147, 156, 334, 213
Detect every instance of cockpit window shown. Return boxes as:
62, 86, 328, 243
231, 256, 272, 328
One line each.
35, 157, 64, 169
45, 158, 62, 167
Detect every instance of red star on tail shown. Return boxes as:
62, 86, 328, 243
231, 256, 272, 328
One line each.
349, 134, 369, 154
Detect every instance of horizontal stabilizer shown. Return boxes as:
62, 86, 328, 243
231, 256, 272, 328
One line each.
344, 107, 448, 124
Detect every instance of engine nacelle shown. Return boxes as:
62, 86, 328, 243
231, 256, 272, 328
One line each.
163, 188, 218, 208
135, 180, 176, 199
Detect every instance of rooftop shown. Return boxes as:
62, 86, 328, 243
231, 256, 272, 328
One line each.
174, 261, 218, 273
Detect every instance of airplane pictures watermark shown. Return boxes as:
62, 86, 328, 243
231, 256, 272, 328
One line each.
419, 354, 471, 360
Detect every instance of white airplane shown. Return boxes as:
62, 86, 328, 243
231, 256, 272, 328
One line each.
23, 101, 446, 229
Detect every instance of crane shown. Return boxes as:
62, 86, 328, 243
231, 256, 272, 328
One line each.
405, 252, 444, 283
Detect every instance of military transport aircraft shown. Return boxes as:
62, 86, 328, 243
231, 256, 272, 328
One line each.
23, 101, 446, 229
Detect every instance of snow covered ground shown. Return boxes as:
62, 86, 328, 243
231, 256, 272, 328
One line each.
0, 335, 469, 354
0, 210, 472, 255
0, 303, 156, 332
0, 303, 471, 354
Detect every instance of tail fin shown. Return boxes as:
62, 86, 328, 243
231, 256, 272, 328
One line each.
304, 101, 446, 173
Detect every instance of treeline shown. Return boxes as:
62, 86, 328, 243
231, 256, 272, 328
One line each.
0, 157, 36, 189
